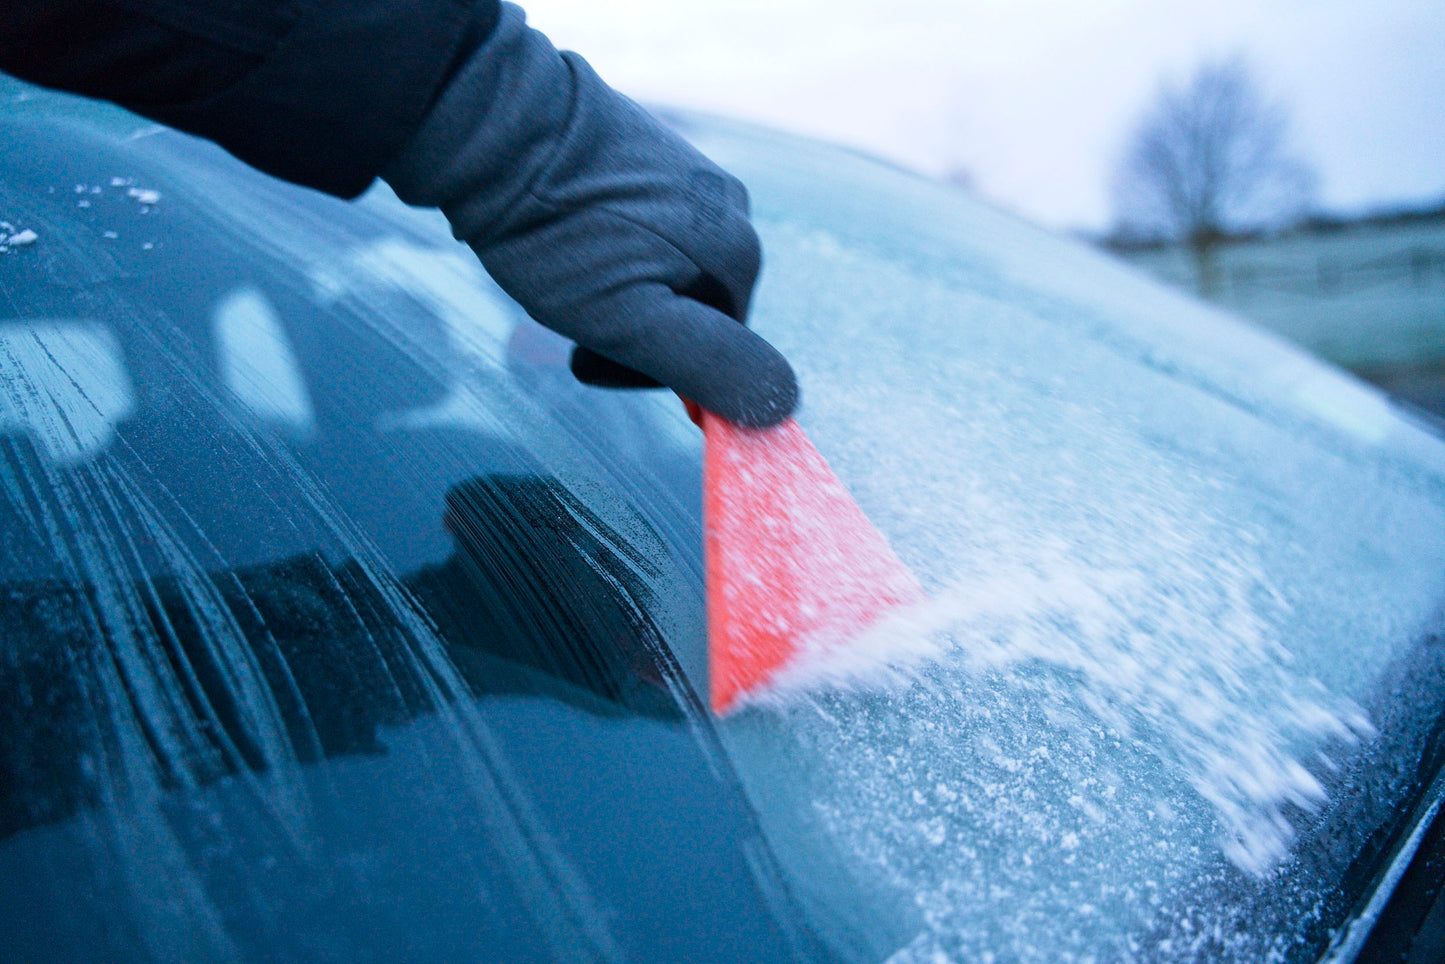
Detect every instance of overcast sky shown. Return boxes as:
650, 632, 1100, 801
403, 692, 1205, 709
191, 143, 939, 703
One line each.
522, 0, 1445, 232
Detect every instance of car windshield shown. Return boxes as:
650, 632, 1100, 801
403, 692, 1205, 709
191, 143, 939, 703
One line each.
4, 85, 1445, 962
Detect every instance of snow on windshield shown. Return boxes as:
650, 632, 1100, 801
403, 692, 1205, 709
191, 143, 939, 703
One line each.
686, 120, 1445, 960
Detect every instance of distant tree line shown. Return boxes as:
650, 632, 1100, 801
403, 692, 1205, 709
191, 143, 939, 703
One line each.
1110, 56, 1316, 297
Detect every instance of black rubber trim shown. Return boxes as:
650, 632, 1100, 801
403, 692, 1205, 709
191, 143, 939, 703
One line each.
1355, 790, 1445, 962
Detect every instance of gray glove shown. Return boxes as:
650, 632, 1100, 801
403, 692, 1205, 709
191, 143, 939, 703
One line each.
382, 3, 797, 427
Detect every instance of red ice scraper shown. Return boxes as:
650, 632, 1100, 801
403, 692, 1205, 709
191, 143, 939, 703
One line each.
698, 408, 926, 715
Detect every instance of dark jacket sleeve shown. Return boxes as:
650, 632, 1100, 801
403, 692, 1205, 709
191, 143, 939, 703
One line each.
0, 0, 501, 197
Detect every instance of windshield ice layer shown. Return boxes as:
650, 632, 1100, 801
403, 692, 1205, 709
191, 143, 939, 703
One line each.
683, 117, 1445, 961
6, 85, 1445, 963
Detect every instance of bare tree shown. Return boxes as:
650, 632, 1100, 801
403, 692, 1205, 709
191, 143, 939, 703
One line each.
1111, 57, 1314, 296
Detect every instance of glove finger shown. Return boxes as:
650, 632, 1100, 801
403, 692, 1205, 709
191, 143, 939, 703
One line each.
574, 284, 797, 428
676, 172, 761, 321
570, 265, 751, 389
569, 260, 764, 390
680, 270, 746, 322
569, 347, 663, 388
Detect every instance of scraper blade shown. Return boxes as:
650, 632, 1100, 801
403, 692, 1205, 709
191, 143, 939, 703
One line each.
701, 411, 925, 714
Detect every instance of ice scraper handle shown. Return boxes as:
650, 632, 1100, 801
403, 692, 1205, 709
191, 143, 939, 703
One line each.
383, 2, 798, 428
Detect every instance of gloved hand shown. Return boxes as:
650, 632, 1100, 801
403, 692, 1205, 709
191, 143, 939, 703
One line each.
383, 3, 797, 427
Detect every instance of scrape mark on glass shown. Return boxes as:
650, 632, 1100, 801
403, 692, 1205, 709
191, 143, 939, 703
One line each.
0, 321, 134, 463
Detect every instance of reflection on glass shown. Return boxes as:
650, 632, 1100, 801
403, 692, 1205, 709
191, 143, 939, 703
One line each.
213, 286, 314, 435
410, 475, 680, 719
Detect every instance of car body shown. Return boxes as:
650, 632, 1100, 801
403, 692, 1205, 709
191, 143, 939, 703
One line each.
3, 80, 1445, 962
